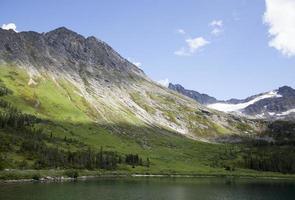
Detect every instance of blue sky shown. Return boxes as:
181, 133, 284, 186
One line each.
1, 0, 295, 100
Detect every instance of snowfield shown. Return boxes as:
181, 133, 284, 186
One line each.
207, 91, 282, 112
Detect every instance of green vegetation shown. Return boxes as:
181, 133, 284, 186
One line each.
0, 91, 147, 171
241, 145, 295, 173
0, 65, 295, 180
130, 92, 156, 114
64, 169, 79, 178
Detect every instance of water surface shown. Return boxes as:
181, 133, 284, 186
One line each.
1, 177, 295, 200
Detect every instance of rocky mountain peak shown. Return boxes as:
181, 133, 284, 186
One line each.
169, 82, 295, 121
168, 83, 218, 104
278, 86, 295, 97
46, 26, 78, 35
0, 27, 145, 82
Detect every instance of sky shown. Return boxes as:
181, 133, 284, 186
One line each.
1, 0, 295, 100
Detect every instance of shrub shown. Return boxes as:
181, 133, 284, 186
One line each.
65, 170, 79, 178
32, 173, 41, 180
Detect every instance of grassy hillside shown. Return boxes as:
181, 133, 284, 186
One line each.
1, 64, 294, 179
0, 65, 222, 172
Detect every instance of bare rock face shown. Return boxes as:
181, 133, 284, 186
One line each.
0, 27, 144, 84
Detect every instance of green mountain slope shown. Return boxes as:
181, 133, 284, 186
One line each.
0, 27, 269, 177
0, 65, 231, 173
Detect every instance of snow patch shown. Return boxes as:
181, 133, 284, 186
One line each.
255, 113, 265, 119
268, 112, 275, 116
207, 91, 281, 112
277, 108, 295, 116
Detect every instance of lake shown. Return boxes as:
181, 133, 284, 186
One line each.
1, 177, 295, 200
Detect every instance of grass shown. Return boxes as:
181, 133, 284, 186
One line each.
0, 65, 294, 180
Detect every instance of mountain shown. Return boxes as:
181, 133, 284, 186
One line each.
169, 82, 295, 121
168, 83, 218, 104
0, 27, 258, 139
0, 27, 262, 173
207, 86, 295, 120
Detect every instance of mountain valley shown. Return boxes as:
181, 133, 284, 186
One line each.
0, 27, 295, 178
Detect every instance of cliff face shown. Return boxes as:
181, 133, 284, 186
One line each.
0, 27, 144, 83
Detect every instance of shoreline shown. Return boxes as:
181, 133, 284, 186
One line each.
1, 172, 295, 184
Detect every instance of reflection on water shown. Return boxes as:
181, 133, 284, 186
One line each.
1, 177, 295, 200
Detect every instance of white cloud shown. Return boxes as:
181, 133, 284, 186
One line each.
211, 28, 222, 36
209, 20, 223, 27
132, 62, 142, 67
157, 78, 170, 87
263, 0, 295, 57
1, 23, 17, 32
174, 37, 209, 56
174, 47, 190, 56
127, 58, 142, 68
186, 37, 209, 53
177, 29, 186, 34
175, 24, 216, 56
209, 19, 223, 36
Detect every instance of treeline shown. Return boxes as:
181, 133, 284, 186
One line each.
242, 147, 295, 173
125, 154, 150, 168
239, 121, 295, 173
20, 141, 149, 170
211, 144, 295, 174
0, 88, 40, 130
0, 108, 40, 129
0, 97, 55, 149
0, 84, 150, 170
1, 128, 150, 170
210, 145, 240, 171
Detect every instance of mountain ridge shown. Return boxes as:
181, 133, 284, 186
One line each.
0, 26, 260, 142
168, 82, 295, 120
168, 83, 218, 104
0, 27, 145, 80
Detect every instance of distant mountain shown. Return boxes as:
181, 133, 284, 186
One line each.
208, 86, 295, 120
169, 83, 295, 121
168, 83, 218, 104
